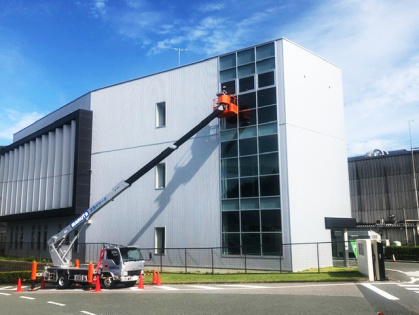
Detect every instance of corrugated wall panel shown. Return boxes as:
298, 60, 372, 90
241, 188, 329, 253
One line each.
46, 131, 55, 210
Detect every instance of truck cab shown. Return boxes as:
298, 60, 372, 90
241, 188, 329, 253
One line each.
101, 245, 145, 289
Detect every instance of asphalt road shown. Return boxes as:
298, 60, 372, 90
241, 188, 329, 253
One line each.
1, 280, 418, 315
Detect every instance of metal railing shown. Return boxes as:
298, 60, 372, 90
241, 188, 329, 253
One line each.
0, 241, 357, 273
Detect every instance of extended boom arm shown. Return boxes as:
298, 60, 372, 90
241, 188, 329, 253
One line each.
48, 100, 232, 267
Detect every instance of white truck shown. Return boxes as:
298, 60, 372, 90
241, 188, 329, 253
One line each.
43, 93, 237, 289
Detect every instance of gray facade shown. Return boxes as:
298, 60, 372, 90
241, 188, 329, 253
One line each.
348, 150, 419, 245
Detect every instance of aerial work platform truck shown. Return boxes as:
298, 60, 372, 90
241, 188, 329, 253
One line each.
43, 92, 238, 289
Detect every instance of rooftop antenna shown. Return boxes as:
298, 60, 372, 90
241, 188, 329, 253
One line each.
165, 47, 187, 67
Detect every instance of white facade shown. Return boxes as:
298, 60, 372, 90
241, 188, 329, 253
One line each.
0, 39, 351, 271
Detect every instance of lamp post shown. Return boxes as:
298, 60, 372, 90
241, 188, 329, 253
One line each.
408, 120, 419, 220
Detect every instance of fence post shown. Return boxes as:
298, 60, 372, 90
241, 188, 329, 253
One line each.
160, 252, 163, 272
279, 255, 282, 273
185, 249, 187, 273
317, 243, 320, 273
244, 246, 247, 274
211, 248, 214, 275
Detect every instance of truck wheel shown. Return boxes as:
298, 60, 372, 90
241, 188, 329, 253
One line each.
125, 281, 137, 287
102, 277, 115, 289
57, 274, 70, 289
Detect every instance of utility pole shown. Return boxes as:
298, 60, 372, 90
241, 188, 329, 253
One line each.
166, 47, 187, 67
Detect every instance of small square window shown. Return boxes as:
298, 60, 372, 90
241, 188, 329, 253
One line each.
156, 102, 166, 127
156, 163, 166, 189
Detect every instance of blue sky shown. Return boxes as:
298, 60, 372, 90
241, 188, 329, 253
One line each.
0, 0, 418, 156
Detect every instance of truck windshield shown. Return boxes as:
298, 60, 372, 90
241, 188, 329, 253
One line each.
120, 247, 144, 262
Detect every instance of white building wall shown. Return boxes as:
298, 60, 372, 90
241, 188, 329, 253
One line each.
277, 39, 351, 271
85, 59, 222, 248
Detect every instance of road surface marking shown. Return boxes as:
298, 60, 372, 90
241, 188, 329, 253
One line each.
0, 292, 11, 296
361, 283, 399, 300
187, 285, 222, 290
20, 296, 36, 300
80, 311, 96, 315
0, 286, 12, 290
398, 284, 419, 287
155, 286, 180, 291
219, 284, 270, 289
47, 301, 66, 306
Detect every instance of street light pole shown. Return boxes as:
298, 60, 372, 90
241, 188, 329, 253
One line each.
408, 120, 419, 220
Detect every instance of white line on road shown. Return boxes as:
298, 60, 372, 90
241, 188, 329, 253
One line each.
0, 292, 11, 296
398, 284, 419, 287
219, 284, 270, 289
361, 283, 399, 300
20, 296, 36, 300
80, 311, 96, 315
155, 286, 180, 291
187, 285, 222, 290
0, 286, 12, 290
47, 301, 66, 306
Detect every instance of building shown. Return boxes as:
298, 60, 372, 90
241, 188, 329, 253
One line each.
0, 38, 351, 271
348, 149, 419, 245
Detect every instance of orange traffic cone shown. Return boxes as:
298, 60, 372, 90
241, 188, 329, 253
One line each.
137, 274, 144, 289
392, 253, 397, 262
41, 277, 46, 289
15, 278, 23, 292
94, 276, 102, 292
152, 269, 157, 284
156, 272, 162, 286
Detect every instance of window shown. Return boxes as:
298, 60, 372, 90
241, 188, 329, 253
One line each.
155, 227, 165, 255
156, 102, 166, 127
20, 226, 24, 250
156, 163, 166, 189
9, 227, 13, 249
43, 225, 48, 251
37, 225, 41, 250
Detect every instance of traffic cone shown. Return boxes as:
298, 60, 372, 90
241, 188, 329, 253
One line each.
94, 276, 102, 292
41, 277, 46, 289
392, 253, 397, 262
152, 269, 157, 284
156, 272, 161, 286
137, 274, 144, 289
15, 278, 23, 292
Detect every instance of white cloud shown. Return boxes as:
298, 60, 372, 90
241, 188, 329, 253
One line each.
281, 0, 419, 156
198, 3, 225, 13
0, 109, 46, 143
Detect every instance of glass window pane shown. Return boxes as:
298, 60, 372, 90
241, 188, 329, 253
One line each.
258, 123, 277, 136
222, 211, 240, 232
222, 233, 241, 255
239, 109, 256, 127
238, 92, 256, 110
241, 198, 259, 210
221, 80, 236, 95
220, 116, 237, 130
260, 197, 281, 209
220, 68, 236, 82
258, 135, 278, 153
222, 199, 239, 210
222, 178, 239, 198
241, 210, 260, 232
262, 233, 282, 256
257, 87, 276, 107
220, 53, 236, 70
240, 176, 259, 197
258, 105, 277, 124
239, 137, 257, 156
260, 175, 280, 196
257, 58, 275, 73
220, 129, 237, 142
256, 43, 275, 61
221, 158, 238, 178
239, 76, 254, 92
259, 153, 279, 175
238, 126, 257, 139
261, 210, 281, 231
237, 48, 255, 65
258, 71, 275, 88
242, 233, 261, 255
240, 156, 258, 177
238, 64, 255, 78
221, 141, 238, 158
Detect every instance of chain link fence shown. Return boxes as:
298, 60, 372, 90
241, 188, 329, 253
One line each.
0, 240, 357, 273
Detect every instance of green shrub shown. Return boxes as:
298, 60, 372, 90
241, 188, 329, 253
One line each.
0, 271, 42, 284
384, 246, 419, 260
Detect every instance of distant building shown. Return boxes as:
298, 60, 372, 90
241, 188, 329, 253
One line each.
348, 149, 419, 245
0, 38, 351, 271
